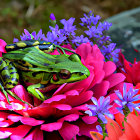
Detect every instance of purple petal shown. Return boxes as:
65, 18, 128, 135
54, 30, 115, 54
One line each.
115, 90, 123, 100
50, 13, 56, 21
91, 97, 98, 105
98, 113, 107, 124
114, 100, 123, 106
13, 38, 19, 43
123, 83, 127, 99
96, 125, 102, 133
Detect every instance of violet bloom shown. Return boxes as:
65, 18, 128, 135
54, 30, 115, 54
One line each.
47, 24, 66, 45
114, 83, 140, 115
50, 13, 56, 21
80, 11, 120, 62
85, 96, 114, 124
80, 11, 101, 27
13, 29, 47, 42
60, 17, 76, 36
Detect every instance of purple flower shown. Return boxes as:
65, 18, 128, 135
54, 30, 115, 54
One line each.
14, 29, 47, 42
114, 83, 140, 115
98, 21, 112, 31
47, 25, 66, 45
85, 96, 114, 124
80, 11, 101, 27
50, 13, 56, 21
72, 35, 91, 45
60, 17, 76, 36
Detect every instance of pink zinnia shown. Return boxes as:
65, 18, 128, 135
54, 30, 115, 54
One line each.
0, 43, 125, 139
0, 39, 7, 57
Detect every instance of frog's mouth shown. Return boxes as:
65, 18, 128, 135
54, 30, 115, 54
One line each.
50, 70, 90, 84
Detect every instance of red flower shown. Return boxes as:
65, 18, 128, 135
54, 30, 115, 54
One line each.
0, 43, 125, 139
90, 113, 140, 140
117, 52, 140, 85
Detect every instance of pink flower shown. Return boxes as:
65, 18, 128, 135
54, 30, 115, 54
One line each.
0, 43, 125, 139
0, 39, 7, 57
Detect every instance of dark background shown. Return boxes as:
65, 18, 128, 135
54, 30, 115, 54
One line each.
0, 0, 140, 43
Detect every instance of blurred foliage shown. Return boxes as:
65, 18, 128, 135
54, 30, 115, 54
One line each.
0, 0, 140, 43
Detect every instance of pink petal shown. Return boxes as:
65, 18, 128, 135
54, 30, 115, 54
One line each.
12, 85, 31, 102
76, 121, 97, 137
65, 90, 79, 96
10, 125, 32, 140
91, 44, 104, 60
0, 39, 7, 53
41, 122, 62, 132
0, 121, 9, 127
33, 128, 43, 140
54, 83, 67, 95
24, 129, 34, 140
0, 131, 11, 139
43, 95, 66, 104
20, 117, 44, 126
26, 105, 54, 118
58, 114, 79, 123
76, 42, 92, 60
0, 112, 9, 121
8, 114, 22, 122
59, 122, 79, 140
106, 73, 126, 88
65, 90, 93, 107
73, 104, 88, 111
91, 80, 110, 98
103, 61, 116, 78
52, 104, 72, 110
82, 116, 98, 124
89, 69, 105, 89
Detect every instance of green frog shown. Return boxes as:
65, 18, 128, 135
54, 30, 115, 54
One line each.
0, 40, 90, 104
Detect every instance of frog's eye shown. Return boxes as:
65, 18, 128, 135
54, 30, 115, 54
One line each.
68, 54, 81, 62
59, 69, 71, 79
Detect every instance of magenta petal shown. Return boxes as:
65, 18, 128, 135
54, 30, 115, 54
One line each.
65, 90, 79, 96
103, 61, 116, 78
8, 114, 22, 122
76, 42, 92, 60
91, 80, 110, 98
0, 131, 11, 139
0, 121, 9, 127
10, 125, 32, 140
107, 73, 126, 88
21, 117, 44, 126
0, 112, 9, 121
0, 39, 7, 53
41, 122, 62, 132
43, 95, 66, 103
24, 129, 34, 140
59, 122, 79, 140
58, 114, 79, 123
82, 116, 97, 124
76, 121, 96, 137
12, 85, 31, 102
66, 90, 93, 107
33, 128, 43, 140
52, 104, 72, 110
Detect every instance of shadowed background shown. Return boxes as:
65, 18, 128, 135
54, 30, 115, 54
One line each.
1, 0, 140, 43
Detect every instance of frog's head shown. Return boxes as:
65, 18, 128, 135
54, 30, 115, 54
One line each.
50, 54, 90, 84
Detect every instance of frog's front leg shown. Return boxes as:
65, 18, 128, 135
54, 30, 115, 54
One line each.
27, 83, 46, 101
